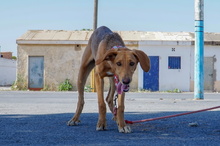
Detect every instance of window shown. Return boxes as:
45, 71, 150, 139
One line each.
168, 56, 181, 69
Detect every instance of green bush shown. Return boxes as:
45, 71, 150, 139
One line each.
58, 79, 73, 91
167, 88, 182, 93
84, 85, 93, 92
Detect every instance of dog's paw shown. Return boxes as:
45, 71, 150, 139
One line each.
96, 122, 107, 131
96, 126, 106, 131
118, 125, 132, 133
67, 119, 80, 126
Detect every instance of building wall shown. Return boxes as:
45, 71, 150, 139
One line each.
204, 45, 220, 92
17, 43, 139, 91
139, 41, 220, 92
0, 58, 16, 86
17, 44, 85, 90
138, 41, 192, 92
190, 45, 220, 92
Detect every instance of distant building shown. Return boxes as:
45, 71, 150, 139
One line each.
0, 52, 12, 59
16, 30, 220, 92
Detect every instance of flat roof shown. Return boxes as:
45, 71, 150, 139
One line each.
16, 30, 220, 44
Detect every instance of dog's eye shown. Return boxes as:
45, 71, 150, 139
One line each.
130, 62, 135, 66
116, 62, 122, 66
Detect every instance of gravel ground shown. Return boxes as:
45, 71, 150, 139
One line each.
0, 91, 220, 146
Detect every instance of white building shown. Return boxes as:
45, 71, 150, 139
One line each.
17, 30, 220, 92
0, 58, 16, 86
137, 32, 220, 92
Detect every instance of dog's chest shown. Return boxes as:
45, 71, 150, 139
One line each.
106, 71, 114, 76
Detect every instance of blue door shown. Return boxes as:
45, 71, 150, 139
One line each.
29, 56, 44, 90
143, 56, 159, 91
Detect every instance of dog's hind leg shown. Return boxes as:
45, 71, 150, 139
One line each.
68, 45, 95, 126
106, 77, 115, 113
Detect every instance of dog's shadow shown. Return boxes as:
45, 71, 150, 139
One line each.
0, 111, 220, 145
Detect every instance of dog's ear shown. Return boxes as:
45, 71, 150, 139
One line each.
95, 49, 118, 65
132, 50, 150, 72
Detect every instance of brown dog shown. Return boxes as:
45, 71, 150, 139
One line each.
68, 26, 150, 133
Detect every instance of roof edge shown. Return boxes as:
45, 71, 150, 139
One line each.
16, 40, 88, 45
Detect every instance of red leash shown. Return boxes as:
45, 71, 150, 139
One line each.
125, 106, 220, 124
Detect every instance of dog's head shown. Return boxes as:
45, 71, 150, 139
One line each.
96, 48, 150, 90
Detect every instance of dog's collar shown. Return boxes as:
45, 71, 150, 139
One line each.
111, 45, 124, 49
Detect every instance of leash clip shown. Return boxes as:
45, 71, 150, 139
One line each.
114, 94, 118, 108
113, 94, 118, 116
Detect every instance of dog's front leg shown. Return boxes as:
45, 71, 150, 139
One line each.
95, 73, 107, 131
117, 93, 132, 133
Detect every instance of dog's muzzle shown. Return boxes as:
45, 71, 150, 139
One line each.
114, 75, 130, 94
116, 82, 130, 94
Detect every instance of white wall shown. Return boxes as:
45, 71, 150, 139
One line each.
204, 46, 220, 81
138, 41, 192, 91
190, 45, 220, 91
0, 58, 16, 86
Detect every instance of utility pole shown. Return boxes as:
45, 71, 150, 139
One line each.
194, 0, 204, 99
91, 0, 98, 92
93, 0, 98, 30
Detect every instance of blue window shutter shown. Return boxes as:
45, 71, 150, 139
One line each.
168, 56, 181, 69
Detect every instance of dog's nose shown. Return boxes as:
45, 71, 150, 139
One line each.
122, 78, 130, 84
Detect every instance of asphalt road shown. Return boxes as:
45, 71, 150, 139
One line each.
0, 91, 220, 146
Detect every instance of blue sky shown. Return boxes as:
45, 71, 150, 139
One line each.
0, 0, 220, 56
